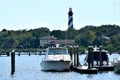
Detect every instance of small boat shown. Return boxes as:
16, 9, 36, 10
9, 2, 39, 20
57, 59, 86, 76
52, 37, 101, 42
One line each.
85, 46, 109, 66
41, 47, 72, 71
114, 57, 120, 73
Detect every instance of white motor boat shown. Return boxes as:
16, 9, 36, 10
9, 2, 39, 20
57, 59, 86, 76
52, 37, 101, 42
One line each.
41, 47, 72, 71
114, 57, 120, 73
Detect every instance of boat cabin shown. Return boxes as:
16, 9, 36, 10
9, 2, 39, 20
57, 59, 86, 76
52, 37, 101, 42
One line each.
86, 46, 109, 66
47, 47, 69, 55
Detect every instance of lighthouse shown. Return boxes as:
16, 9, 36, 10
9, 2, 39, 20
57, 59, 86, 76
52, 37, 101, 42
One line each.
68, 7, 73, 29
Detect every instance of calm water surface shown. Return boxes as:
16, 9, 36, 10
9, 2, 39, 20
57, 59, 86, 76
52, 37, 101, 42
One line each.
0, 53, 120, 80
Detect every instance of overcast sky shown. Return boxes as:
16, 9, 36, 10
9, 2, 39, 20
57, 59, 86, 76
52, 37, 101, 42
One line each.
0, 0, 120, 31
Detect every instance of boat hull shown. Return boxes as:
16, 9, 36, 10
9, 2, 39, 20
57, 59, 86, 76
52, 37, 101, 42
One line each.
41, 60, 71, 71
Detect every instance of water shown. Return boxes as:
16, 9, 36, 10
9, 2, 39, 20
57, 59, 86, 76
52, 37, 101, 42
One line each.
0, 53, 120, 80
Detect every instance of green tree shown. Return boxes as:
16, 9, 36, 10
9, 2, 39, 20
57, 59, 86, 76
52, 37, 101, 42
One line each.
75, 30, 95, 47
50, 30, 61, 39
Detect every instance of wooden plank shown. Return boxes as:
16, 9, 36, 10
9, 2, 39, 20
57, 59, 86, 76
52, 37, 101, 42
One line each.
70, 66, 98, 74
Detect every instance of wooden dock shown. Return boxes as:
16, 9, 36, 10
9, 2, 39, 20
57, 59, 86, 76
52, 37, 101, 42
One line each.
70, 65, 114, 74
70, 46, 115, 74
94, 65, 114, 71
0, 52, 10, 57
70, 66, 98, 74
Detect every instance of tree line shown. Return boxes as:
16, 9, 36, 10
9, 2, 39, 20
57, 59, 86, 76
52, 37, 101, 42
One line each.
0, 25, 120, 52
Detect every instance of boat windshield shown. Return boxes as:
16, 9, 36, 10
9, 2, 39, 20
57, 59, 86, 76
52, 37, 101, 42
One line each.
48, 48, 68, 55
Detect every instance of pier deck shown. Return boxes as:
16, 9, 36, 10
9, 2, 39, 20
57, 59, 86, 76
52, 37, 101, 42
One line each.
71, 65, 114, 74
93, 65, 114, 71
70, 66, 98, 74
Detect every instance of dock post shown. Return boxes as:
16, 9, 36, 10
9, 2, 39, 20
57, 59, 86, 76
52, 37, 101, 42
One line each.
11, 50, 15, 75
74, 46, 77, 66
99, 46, 102, 66
91, 46, 93, 68
28, 52, 30, 56
76, 46, 79, 67
88, 46, 93, 69
69, 46, 73, 61
18, 52, 20, 56
6, 52, 10, 56
72, 46, 73, 62
88, 46, 90, 69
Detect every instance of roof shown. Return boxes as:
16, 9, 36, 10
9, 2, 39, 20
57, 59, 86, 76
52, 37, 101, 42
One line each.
48, 47, 67, 50
46, 40, 74, 45
40, 36, 74, 45
53, 40, 74, 45
40, 36, 57, 40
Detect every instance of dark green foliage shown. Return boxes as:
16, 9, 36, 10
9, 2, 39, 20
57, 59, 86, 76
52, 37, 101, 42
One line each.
75, 24, 120, 51
66, 28, 79, 39
0, 27, 50, 49
0, 25, 120, 52
29, 27, 50, 38
51, 30, 62, 39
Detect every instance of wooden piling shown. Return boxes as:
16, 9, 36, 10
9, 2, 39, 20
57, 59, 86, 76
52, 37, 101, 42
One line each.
35, 52, 37, 55
28, 52, 30, 56
88, 46, 93, 69
88, 47, 90, 69
11, 50, 15, 75
74, 47, 77, 66
6, 52, 10, 56
91, 46, 93, 68
99, 46, 102, 66
69, 46, 79, 66
76, 47, 79, 67
69, 47, 73, 61
18, 52, 20, 56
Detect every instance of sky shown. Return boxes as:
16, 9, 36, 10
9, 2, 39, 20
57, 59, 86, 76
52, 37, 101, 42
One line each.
0, 0, 120, 31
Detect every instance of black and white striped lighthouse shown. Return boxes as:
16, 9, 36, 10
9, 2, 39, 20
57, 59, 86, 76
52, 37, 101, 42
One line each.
68, 7, 73, 29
